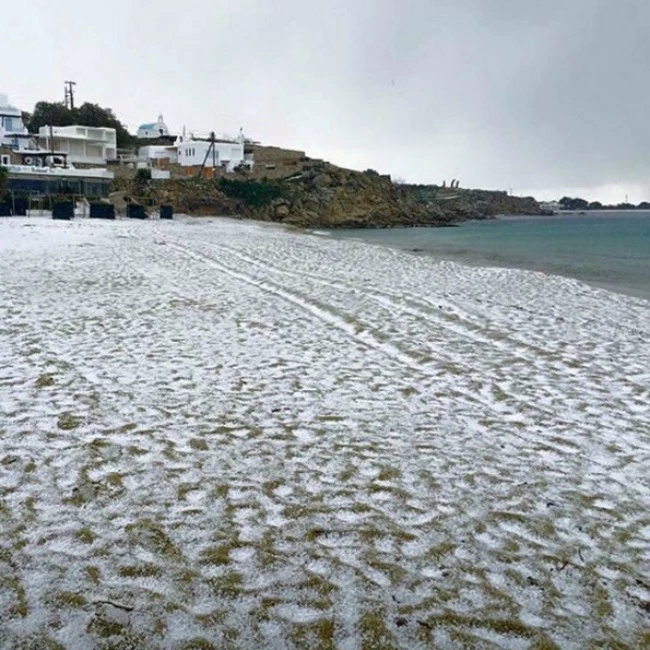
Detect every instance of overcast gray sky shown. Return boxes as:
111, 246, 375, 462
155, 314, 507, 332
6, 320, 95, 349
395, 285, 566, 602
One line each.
5, 0, 650, 202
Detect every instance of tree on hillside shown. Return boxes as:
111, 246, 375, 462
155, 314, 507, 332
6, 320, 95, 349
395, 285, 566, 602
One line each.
588, 201, 603, 210
27, 101, 134, 148
559, 196, 589, 210
28, 102, 75, 131
75, 103, 134, 148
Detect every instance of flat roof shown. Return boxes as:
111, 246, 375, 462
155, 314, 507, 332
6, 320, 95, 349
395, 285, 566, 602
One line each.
39, 133, 115, 142
6, 165, 113, 179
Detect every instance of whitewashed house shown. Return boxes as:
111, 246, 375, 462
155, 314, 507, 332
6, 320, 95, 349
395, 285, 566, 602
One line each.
0, 93, 39, 154
540, 201, 561, 214
138, 145, 178, 165
1, 93, 69, 166
38, 126, 117, 166
137, 115, 169, 139
0, 93, 28, 141
176, 132, 248, 173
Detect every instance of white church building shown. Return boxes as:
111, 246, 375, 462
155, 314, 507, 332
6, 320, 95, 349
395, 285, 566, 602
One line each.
137, 115, 169, 139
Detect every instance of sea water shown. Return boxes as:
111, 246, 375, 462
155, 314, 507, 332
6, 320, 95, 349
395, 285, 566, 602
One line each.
331, 211, 650, 301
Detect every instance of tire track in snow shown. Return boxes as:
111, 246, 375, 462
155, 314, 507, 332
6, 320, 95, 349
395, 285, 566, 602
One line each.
179, 234, 650, 407
165, 241, 429, 373
168, 236, 601, 413
157, 227, 648, 440
164, 239, 564, 421
184, 236, 571, 366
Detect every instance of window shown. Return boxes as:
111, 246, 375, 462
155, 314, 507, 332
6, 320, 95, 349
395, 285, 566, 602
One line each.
1, 155, 10, 166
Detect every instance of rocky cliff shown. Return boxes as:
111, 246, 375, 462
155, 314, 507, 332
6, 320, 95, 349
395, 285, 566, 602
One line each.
249, 166, 458, 228
401, 184, 541, 220
113, 164, 540, 228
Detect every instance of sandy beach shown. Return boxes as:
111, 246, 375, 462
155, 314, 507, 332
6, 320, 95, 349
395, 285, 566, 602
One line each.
1, 216, 649, 649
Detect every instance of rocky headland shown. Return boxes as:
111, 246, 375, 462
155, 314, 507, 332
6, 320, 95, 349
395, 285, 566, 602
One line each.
113, 162, 540, 228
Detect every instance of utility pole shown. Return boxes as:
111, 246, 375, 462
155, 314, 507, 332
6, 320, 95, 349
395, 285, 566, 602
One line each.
198, 131, 216, 178
64, 81, 77, 110
49, 124, 54, 167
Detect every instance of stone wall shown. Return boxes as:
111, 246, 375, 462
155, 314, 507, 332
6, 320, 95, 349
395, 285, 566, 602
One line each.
249, 145, 306, 164
248, 145, 311, 180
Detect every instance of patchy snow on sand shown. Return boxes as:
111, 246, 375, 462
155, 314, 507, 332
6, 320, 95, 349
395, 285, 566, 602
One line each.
0, 216, 649, 649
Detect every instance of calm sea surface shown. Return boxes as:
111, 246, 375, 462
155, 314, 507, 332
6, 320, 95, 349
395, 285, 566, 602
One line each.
331, 211, 650, 301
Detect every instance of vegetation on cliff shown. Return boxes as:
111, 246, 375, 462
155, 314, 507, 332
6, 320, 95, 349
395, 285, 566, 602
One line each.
218, 178, 286, 207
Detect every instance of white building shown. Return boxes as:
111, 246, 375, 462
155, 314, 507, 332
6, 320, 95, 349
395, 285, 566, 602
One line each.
38, 125, 117, 166
0, 93, 27, 138
1, 93, 69, 165
4, 164, 114, 198
138, 145, 178, 165
137, 115, 169, 139
540, 201, 561, 214
0, 93, 40, 154
176, 134, 247, 173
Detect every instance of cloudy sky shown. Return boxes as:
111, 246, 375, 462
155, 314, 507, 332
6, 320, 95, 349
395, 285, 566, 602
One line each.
5, 0, 650, 202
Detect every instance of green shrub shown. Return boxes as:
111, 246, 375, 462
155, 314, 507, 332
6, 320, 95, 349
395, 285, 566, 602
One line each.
134, 168, 152, 184
218, 178, 285, 207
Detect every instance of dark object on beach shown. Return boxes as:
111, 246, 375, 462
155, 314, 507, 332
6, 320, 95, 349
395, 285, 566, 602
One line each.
13, 197, 28, 216
89, 203, 116, 220
127, 203, 148, 220
0, 201, 11, 216
52, 201, 74, 220
159, 205, 174, 220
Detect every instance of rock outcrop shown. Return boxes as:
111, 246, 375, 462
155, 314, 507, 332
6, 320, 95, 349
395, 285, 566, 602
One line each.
251, 166, 457, 228
400, 184, 541, 220
113, 163, 540, 228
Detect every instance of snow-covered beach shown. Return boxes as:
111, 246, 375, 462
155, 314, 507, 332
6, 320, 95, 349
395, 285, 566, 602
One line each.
1, 216, 649, 649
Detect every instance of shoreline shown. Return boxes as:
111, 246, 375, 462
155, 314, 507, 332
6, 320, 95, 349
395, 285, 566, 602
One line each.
7, 212, 648, 303
316, 215, 650, 304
